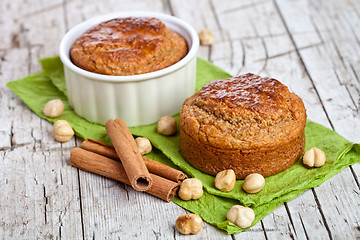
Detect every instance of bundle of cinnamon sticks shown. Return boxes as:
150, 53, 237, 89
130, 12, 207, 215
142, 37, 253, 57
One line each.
70, 118, 187, 202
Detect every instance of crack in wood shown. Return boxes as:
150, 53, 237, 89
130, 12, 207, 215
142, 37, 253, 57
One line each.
229, 32, 289, 41
58, 201, 71, 228
218, 0, 267, 15
59, 225, 62, 240
10, 121, 14, 150
333, 70, 358, 111
162, 0, 174, 16
258, 37, 268, 75
311, 188, 334, 240
260, 220, 269, 240
356, 225, 360, 235
349, 166, 360, 191
329, 38, 347, 71
335, 206, 341, 216
44, 185, 48, 225
21, 2, 64, 19
10, 23, 27, 49
308, 13, 325, 45
152, 228, 161, 240
76, 168, 86, 240
33, 176, 39, 185
284, 202, 297, 238
173, 225, 176, 240
287, 224, 295, 239
0, 145, 11, 151
207, 44, 212, 62
11, 33, 20, 49
122, 183, 130, 201
254, 42, 323, 62
350, 63, 360, 85
298, 213, 310, 240
60, 170, 64, 185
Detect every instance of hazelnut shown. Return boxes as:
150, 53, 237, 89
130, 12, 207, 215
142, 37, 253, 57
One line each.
157, 116, 177, 136
198, 28, 214, 46
227, 205, 255, 229
52, 120, 74, 143
242, 173, 265, 194
43, 99, 64, 118
214, 169, 236, 192
303, 147, 326, 168
178, 178, 203, 200
176, 213, 203, 235
135, 137, 152, 155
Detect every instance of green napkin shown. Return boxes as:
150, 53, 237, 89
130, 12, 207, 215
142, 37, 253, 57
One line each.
7, 56, 360, 234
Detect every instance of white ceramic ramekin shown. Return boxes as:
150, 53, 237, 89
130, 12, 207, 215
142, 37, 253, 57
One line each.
59, 12, 199, 127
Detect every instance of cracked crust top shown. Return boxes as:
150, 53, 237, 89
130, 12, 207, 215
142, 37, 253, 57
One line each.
70, 17, 188, 76
180, 73, 307, 150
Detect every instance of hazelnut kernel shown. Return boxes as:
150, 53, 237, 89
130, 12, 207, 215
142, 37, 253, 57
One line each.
157, 116, 177, 136
303, 147, 326, 168
178, 178, 203, 200
43, 99, 64, 118
214, 169, 236, 192
198, 28, 214, 46
52, 120, 74, 143
135, 137, 152, 155
242, 173, 265, 194
227, 205, 255, 229
176, 214, 203, 235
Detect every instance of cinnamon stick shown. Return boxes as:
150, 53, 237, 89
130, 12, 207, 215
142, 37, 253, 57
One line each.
82, 139, 187, 183
105, 119, 152, 191
70, 148, 179, 202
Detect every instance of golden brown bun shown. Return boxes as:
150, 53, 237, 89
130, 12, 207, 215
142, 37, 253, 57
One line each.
70, 17, 188, 76
179, 73, 307, 179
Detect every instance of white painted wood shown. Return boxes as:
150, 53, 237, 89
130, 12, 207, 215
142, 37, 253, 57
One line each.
63, 1, 231, 239
0, 1, 83, 239
314, 167, 360, 239
0, 0, 359, 239
276, 0, 360, 142
284, 189, 330, 240
276, 1, 360, 239
204, 1, 333, 239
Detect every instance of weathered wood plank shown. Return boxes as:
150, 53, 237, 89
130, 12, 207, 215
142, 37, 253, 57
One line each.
0, 48, 34, 150
284, 190, 330, 240
0, 1, 84, 239
314, 168, 360, 239
207, 1, 336, 239
0, 48, 29, 150
1, 0, 359, 239
276, 0, 360, 142
63, 0, 230, 239
172, 1, 320, 239
0, 146, 83, 238
276, 0, 360, 239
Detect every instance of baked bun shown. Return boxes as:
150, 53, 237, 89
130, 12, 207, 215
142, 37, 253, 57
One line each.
70, 17, 188, 76
179, 73, 306, 179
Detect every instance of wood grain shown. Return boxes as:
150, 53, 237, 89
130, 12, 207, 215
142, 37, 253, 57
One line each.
0, 0, 359, 239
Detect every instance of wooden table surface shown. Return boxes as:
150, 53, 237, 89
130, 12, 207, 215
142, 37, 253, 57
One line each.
1, 0, 360, 239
